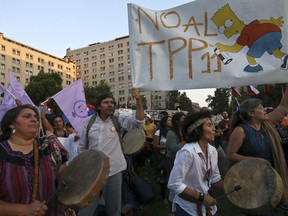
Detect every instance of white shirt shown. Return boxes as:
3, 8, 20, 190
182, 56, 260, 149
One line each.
78, 114, 144, 176
155, 129, 167, 154
64, 133, 79, 165
168, 142, 221, 215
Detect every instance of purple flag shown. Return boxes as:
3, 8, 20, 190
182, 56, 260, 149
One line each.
52, 79, 87, 134
0, 83, 5, 95
0, 83, 17, 122
8, 70, 34, 105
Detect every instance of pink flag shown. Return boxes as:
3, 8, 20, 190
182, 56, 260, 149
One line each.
52, 79, 87, 134
247, 85, 260, 96
8, 70, 34, 105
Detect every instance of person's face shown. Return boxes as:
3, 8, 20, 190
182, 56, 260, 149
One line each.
11, 108, 39, 136
98, 97, 115, 117
251, 104, 267, 121
201, 119, 215, 142
222, 111, 228, 119
53, 117, 64, 129
179, 115, 185, 127
65, 126, 74, 135
166, 116, 172, 128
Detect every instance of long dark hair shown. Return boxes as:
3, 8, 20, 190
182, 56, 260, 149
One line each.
171, 112, 185, 141
159, 115, 171, 138
0, 105, 39, 141
231, 98, 263, 131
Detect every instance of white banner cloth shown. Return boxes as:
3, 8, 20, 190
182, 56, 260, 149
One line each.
128, 0, 288, 90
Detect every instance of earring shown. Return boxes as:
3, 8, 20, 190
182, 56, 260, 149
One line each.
12, 128, 16, 134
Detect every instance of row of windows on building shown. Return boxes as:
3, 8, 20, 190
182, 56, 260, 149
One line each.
0, 65, 71, 80
71, 48, 129, 59
71, 42, 129, 57
76, 55, 129, 64
76, 62, 129, 70
79, 68, 128, 76
0, 46, 71, 71
0, 62, 73, 75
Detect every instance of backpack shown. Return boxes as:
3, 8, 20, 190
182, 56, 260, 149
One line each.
85, 114, 124, 150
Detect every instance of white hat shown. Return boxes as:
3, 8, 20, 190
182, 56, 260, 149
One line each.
146, 114, 151, 119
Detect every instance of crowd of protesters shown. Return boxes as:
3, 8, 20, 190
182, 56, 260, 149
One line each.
1, 85, 288, 216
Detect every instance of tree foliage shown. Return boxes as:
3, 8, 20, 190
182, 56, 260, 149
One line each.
179, 92, 194, 112
84, 80, 110, 105
167, 90, 193, 111
206, 88, 230, 114
205, 84, 285, 115
167, 91, 180, 109
25, 71, 63, 105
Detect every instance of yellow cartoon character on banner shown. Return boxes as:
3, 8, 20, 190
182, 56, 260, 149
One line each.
211, 3, 288, 73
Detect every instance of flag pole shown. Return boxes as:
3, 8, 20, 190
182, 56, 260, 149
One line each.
3, 87, 17, 99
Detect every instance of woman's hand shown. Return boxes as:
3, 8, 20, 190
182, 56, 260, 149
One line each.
27, 200, 48, 216
203, 193, 217, 208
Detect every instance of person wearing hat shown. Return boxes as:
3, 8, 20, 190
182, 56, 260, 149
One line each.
144, 114, 157, 142
78, 88, 144, 216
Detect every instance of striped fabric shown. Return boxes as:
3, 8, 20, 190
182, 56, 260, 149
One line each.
0, 140, 66, 216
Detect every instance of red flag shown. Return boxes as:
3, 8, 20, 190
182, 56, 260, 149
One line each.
264, 85, 269, 96
86, 103, 95, 110
247, 85, 260, 96
231, 88, 242, 97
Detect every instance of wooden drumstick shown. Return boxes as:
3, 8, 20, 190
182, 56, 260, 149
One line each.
46, 176, 73, 204
217, 185, 241, 200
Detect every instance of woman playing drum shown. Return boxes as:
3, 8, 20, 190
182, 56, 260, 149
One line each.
227, 84, 288, 215
168, 110, 223, 216
0, 105, 68, 216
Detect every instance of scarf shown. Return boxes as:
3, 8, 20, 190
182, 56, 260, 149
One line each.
262, 120, 288, 207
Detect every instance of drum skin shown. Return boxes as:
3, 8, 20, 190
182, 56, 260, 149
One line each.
58, 149, 110, 209
122, 127, 145, 155
224, 159, 284, 214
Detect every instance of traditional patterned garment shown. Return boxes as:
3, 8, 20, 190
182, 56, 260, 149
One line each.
0, 137, 68, 216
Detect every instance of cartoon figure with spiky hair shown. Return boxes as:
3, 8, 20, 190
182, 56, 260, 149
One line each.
211, 3, 288, 73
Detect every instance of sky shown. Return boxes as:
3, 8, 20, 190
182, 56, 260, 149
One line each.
0, 0, 215, 107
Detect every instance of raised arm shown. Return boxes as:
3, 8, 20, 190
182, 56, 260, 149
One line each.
40, 98, 54, 133
131, 88, 144, 121
268, 84, 288, 124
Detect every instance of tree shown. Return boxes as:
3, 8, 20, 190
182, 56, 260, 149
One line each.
206, 88, 230, 114
84, 80, 111, 105
257, 84, 283, 108
166, 90, 193, 111
25, 71, 63, 105
167, 90, 180, 110
179, 92, 194, 112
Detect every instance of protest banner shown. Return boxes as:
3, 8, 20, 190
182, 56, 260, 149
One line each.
128, 0, 288, 90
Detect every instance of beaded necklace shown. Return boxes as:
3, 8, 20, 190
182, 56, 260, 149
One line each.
31, 139, 39, 202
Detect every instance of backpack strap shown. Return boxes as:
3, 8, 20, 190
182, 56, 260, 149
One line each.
111, 114, 125, 151
85, 114, 97, 149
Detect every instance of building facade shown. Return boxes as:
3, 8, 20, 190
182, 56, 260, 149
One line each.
0, 33, 77, 91
66, 36, 168, 109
